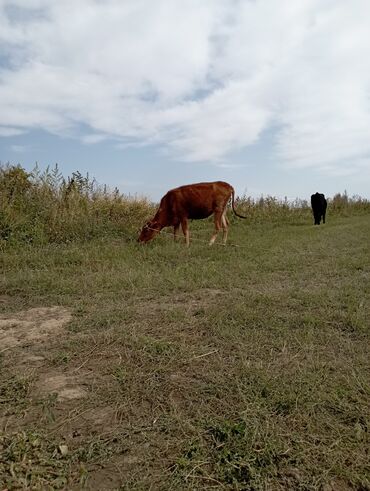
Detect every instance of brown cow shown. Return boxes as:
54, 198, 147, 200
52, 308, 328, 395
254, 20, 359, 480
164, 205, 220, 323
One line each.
138, 181, 246, 246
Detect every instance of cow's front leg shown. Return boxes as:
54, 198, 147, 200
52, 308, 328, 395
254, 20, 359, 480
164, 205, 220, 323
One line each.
173, 223, 181, 241
181, 219, 190, 246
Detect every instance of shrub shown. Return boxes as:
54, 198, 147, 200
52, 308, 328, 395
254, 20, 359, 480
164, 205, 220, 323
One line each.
0, 164, 154, 247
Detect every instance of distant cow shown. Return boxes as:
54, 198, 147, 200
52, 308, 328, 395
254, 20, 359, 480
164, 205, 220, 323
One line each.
138, 181, 246, 246
311, 192, 327, 225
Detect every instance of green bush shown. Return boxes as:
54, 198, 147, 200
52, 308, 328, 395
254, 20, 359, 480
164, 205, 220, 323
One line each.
0, 164, 154, 247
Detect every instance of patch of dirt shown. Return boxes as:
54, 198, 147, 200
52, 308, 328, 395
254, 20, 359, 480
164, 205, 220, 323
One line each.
83, 406, 115, 425
0, 306, 72, 350
36, 373, 87, 402
0, 306, 88, 404
322, 479, 353, 491
20, 354, 46, 365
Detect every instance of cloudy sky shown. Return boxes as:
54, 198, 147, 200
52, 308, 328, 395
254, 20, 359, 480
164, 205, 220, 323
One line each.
1, 0, 370, 200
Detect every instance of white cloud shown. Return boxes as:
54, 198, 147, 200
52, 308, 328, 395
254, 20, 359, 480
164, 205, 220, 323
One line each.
10, 143, 27, 152
0, 126, 25, 136
81, 133, 110, 144
0, 0, 370, 177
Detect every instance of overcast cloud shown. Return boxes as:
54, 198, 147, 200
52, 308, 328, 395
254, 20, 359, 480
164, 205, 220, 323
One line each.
1, 0, 370, 178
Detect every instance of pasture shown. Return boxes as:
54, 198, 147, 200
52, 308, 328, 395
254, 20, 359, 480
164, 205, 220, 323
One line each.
1, 167, 369, 489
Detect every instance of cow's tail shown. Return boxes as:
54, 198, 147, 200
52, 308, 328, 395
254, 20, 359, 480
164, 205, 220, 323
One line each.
231, 189, 247, 219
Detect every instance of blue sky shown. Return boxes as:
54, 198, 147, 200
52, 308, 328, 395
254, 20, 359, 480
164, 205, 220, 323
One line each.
1, 0, 370, 201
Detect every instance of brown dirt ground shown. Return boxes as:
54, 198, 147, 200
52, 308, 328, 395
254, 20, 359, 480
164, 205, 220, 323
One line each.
0, 307, 89, 409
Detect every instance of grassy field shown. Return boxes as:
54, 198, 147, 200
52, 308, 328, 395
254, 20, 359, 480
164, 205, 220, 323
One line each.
1, 210, 370, 489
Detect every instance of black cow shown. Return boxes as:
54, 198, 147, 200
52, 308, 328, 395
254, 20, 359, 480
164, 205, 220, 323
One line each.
311, 192, 327, 225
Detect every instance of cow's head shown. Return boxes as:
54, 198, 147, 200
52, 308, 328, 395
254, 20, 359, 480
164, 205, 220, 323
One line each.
138, 220, 161, 243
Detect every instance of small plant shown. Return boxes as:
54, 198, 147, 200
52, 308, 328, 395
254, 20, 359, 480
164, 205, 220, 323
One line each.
111, 365, 127, 385
51, 351, 71, 366
0, 374, 32, 409
37, 393, 58, 423
0, 431, 69, 489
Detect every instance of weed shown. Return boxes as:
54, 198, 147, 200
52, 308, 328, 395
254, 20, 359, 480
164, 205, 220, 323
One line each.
37, 393, 58, 423
0, 431, 70, 489
0, 374, 32, 410
111, 365, 127, 385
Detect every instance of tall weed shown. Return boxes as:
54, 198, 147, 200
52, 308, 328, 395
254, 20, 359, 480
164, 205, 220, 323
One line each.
0, 164, 154, 248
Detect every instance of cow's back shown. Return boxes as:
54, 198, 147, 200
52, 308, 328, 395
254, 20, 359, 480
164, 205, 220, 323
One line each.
168, 182, 232, 220
311, 192, 326, 207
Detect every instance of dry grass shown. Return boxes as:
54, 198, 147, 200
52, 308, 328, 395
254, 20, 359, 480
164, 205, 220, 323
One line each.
0, 164, 154, 248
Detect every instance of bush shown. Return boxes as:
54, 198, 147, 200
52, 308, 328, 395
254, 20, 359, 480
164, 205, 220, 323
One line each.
0, 164, 154, 248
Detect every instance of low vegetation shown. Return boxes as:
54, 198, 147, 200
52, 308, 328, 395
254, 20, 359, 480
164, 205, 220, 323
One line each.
0, 164, 153, 249
1, 163, 369, 249
1, 164, 369, 489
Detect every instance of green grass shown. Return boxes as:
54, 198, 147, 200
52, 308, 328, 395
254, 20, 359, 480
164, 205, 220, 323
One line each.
1, 214, 370, 489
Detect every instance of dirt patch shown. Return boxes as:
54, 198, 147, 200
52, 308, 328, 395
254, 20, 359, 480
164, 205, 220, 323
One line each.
36, 373, 87, 401
322, 479, 353, 491
0, 306, 72, 350
0, 306, 86, 403
20, 354, 46, 365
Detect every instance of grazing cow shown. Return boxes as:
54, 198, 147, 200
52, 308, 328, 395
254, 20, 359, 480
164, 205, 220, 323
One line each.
138, 181, 246, 246
311, 192, 327, 225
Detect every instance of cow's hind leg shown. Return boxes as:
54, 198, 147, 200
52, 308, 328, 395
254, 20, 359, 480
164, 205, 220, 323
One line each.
221, 210, 229, 244
181, 219, 190, 247
209, 211, 223, 246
